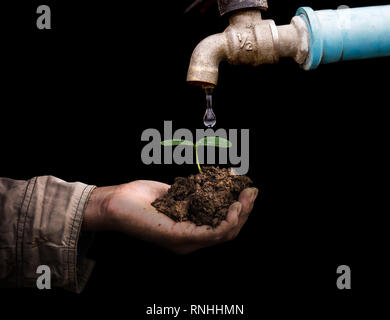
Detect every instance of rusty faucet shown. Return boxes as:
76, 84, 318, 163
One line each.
187, 0, 309, 88
187, 1, 390, 88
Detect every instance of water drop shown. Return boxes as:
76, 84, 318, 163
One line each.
204, 108, 216, 128
203, 88, 216, 128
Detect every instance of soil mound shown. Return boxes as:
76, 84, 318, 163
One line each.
152, 166, 252, 227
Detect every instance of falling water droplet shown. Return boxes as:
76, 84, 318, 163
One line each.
203, 88, 216, 128
204, 107, 216, 128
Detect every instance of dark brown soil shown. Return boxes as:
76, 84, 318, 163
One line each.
152, 166, 253, 227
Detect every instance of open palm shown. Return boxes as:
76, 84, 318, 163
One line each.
88, 180, 258, 254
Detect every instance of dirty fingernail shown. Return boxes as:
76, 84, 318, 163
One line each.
250, 188, 258, 201
232, 202, 242, 213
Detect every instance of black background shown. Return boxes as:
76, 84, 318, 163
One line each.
1, 0, 389, 317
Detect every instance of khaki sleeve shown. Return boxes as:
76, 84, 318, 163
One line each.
0, 176, 96, 293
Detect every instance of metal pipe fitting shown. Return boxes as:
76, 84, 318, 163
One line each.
218, 0, 268, 16
187, 9, 309, 87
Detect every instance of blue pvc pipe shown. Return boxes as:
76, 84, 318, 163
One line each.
296, 5, 390, 70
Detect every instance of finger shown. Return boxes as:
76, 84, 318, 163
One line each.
231, 187, 257, 232
171, 198, 249, 251
238, 187, 258, 217
209, 202, 242, 243
226, 202, 242, 226
173, 222, 211, 243
179, 189, 257, 242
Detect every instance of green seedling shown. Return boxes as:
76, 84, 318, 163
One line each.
161, 137, 232, 173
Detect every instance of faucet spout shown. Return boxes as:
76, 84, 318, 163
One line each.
187, 33, 228, 88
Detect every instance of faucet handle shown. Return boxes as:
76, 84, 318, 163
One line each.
218, 0, 268, 16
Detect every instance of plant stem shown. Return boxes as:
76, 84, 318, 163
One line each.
195, 145, 202, 173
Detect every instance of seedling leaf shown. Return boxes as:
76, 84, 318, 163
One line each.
160, 136, 233, 174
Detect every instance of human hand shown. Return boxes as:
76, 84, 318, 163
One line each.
83, 180, 258, 254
